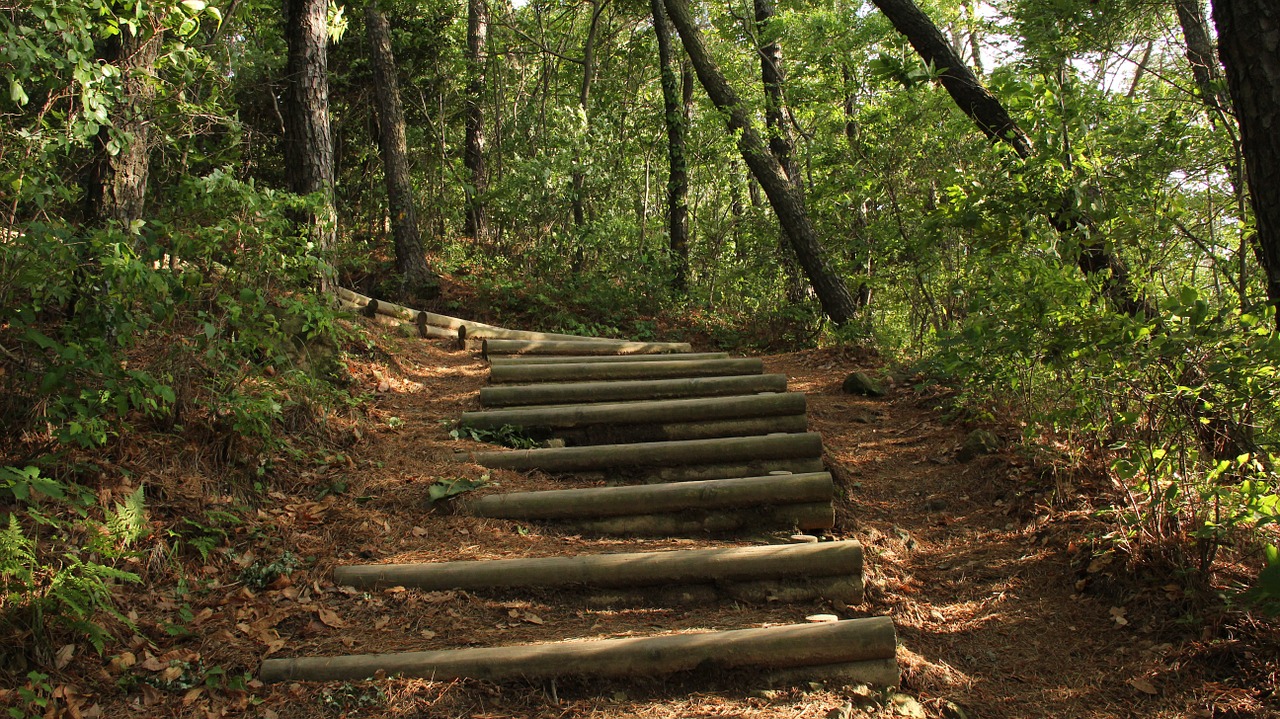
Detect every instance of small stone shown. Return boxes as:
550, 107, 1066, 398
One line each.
768, 470, 794, 475
611, 691, 628, 702
941, 700, 969, 719
806, 613, 840, 623
841, 372, 886, 397
543, 438, 566, 448
790, 534, 819, 543
957, 429, 999, 462
891, 693, 927, 718
750, 689, 780, 700
826, 701, 854, 719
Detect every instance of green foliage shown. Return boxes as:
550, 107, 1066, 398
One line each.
238, 551, 298, 591
448, 423, 539, 450
427, 476, 490, 506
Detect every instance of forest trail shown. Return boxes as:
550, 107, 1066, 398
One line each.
209, 321, 1253, 718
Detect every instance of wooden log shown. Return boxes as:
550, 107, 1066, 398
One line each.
559, 502, 833, 535
334, 540, 858, 591
259, 616, 898, 684
482, 339, 694, 357
488, 352, 730, 366
582, 575, 864, 608
465, 473, 832, 519
569, 457, 827, 484
764, 657, 899, 688
456, 324, 623, 344
479, 374, 787, 408
337, 286, 618, 343
461, 393, 805, 431
489, 358, 764, 384
555, 414, 809, 445
458, 432, 823, 473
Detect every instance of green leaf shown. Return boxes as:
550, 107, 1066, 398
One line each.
9, 78, 29, 106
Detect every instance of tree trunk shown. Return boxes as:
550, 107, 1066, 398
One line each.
1176, 0, 1231, 114
571, 0, 607, 228
464, 0, 490, 241
651, 0, 689, 292
283, 0, 337, 275
870, 0, 1147, 315
1212, 0, 1280, 324
755, 0, 808, 304
365, 7, 435, 292
85, 23, 162, 233
663, 0, 860, 325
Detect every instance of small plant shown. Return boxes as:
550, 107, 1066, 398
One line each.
427, 476, 490, 507
238, 551, 298, 591
447, 422, 539, 449
320, 682, 387, 714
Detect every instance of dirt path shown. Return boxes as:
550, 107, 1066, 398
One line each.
78, 329, 1271, 718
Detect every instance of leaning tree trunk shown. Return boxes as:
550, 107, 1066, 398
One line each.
663, 0, 860, 325
1212, 0, 1280, 325
755, 0, 808, 304
869, 0, 1146, 316
650, 0, 689, 292
464, 0, 490, 241
283, 0, 337, 279
85, 22, 162, 234
365, 6, 435, 292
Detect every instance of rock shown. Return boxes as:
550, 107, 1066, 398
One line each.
841, 372, 886, 397
806, 614, 839, 623
790, 534, 819, 543
957, 429, 999, 462
924, 497, 948, 511
891, 693, 927, 718
941, 700, 969, 719
750, 689, 781, 700
826, 701, 854, 719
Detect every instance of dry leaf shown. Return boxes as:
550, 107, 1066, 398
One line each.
182, 687, 205, 706
108, 652, 136, 673
54, 643, 76, 669
316, 607, 346, 628
507, 609, 519, 618
139, 655, 168, 672
420, 630, 436, 639
523, 613, 544, 625
411, 526, 428, 537
374, 616, 390, 630
1128, 677, 1158, 695
1109, 606, 1129, 626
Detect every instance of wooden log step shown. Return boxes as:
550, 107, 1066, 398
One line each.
336, 296, 455, 340
259, 616, 899, 686
457, 324, 622, 344
555, 414, 809, 445
537, 502, 833, 536
465, 473, 833, 520
461, 393, 806, 431
489, 358, 764, 384
570, 457, 827, 484
478, 374, 787, 408
333, 540, 860, 594
487, 351, 730, 366
458, 432, 823, 473
482, 338, 694, 357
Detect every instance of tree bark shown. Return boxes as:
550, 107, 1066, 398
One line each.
651, 0, 690, 292
365, 7, 435, 292
283, 0, 337, 270
870, 0, 1147, 315
464, 0, 490, 241
1176, 0, 1230, 114
333, 539, 860, 596
85, 23, 162, 232
755, 0, 808, 303
663, 0, 860, 325
487, 357, 764, 384
477, 373, 783, 407
1212, 0, 1280, 323
458, 432, 823, 473
260, 617, 899, 685
571, 0, 607, 228
461, 392, 806, 431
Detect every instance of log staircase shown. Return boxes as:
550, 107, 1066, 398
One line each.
260, 291, 899, 691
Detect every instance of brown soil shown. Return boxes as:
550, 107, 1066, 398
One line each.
11, 321, 1277, 719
